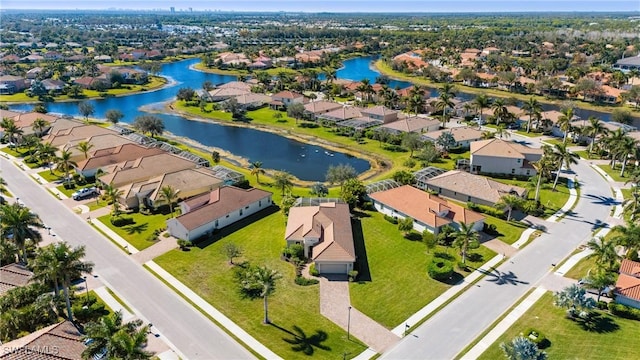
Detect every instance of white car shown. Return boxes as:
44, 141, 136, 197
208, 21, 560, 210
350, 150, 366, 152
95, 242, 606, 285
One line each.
72, 187, 99, 200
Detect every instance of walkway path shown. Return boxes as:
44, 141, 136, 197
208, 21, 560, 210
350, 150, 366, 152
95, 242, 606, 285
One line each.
319, 275, 400, 353
132, 235, 179, 264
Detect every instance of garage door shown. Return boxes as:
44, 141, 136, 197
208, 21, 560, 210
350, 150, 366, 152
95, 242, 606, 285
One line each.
319, 263, 348, 274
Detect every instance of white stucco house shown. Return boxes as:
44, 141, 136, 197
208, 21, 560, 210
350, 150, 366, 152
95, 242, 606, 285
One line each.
368, 185, 485, 235
470, 138, 543, 177
285, 202, 356, 274
615, 259, 640, 309
167, 186, 272, 241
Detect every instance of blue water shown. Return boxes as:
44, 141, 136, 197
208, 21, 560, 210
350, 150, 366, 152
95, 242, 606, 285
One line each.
9, 59, 370, 181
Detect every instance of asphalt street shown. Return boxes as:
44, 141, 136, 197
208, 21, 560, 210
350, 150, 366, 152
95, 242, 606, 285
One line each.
1, 158, 254, 360
382, 158, 613, 359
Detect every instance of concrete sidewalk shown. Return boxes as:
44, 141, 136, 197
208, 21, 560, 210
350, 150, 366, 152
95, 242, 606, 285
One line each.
547, 178, 578, 223
511, 227, 537, 249
459, 287, 547, 360
391, 254, 503, 336
89, 218, 140, 254
93, 286, 136, 321
145, 261, 282, 360
590, 164, 625, 219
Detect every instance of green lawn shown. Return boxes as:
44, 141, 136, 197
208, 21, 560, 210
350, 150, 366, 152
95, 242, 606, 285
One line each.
37, 169, 66, 183
621, 188, 634, 201
478, 292, 640, 360
97, 212, 171, 251
564, 256, 597, 280
598, 164, 629, 183
154, 209, 367, 359
1, 147, 27, 157
482, 216, 529, 245
541, 138, 566, 146
574, 150, 602, 160
514, 130, 543, 138
349, 211, 496, 328
495, 177, 571, 217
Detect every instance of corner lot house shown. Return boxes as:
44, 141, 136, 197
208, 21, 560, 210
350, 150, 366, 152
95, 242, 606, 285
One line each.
0, 321, 85, 359
285, 202, 355, 274
167, 187, 272, 241
422, 126, 484, 149
369, 185, 485, 234
615, 259, 640, 309
470, 138, 543, 176
423, 170, 527, 206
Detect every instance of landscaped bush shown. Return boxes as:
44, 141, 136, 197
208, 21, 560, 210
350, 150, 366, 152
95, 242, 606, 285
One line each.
348, 270, 358, 282
295, 276, 319, 286
467, 202, 506, 219
608, 302, 640, 321
428, 258, 454, 281
596, 301, 608, 310
403, 158, 416, 168
384, 214, 398, 224
382, 144, 407, 153
110, 216, 134, 227
309, 263, 319, 277
483, 223, 499, 236
177, 239, 192, 251
523, 328, 549, 349
71, 294, 109, 324
283, 244, 305, 259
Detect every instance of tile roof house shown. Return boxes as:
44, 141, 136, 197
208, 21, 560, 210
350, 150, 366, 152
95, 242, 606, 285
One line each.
304, 101, 344, 118
231, 93, 272, 110
369, 185, 485, 234
0, 263, 33, 296
98, 153, 197, 188
0, 75, 27, 94
422, 126, 484, 149
359, 106, 399, 123
423, 170, 528, 206
271, 91, 304, 108
317, 106, 363, 124
207, 87, 251, 102
379, 116, 440, 134
615, 259, 640, 309
470, 138, 543, 177
285, 202, 356, 274
167, 187, 273, 241
64, 134, 136, 163
76, 143, 165, 177
45, 125, 119, 147
119, 168, 224, 210
0, 321, 85, 359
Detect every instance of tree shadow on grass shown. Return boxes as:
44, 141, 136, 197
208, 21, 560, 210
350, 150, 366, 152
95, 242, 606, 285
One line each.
194, 206, 279, 249
124, 222, 148, 235
351, 218, 372, 282
271, 324, 331, 356
576, 312, 620, 333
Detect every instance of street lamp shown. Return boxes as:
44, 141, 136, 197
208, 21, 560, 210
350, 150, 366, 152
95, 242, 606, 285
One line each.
347, 306, 352, 340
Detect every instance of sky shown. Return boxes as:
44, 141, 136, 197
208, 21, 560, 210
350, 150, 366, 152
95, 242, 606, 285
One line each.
1, 0, 639, 13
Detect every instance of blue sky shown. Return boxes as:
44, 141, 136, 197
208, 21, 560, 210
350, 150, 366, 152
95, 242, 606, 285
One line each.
1, 1, 639, 12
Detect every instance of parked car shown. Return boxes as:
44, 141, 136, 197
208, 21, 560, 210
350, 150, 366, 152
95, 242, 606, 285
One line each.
72, 187, 99, 200
578, 278, 614, 297
507, 122, 520, 130
473, 117, 486, 125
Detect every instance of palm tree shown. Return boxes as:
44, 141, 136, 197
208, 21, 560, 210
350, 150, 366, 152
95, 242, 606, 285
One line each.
496, 194, 523, 221
617, 136, 639, 177
436, 92, 455, 125
495, 124, 510, 139
603, 129, 626, 169
407, 93, 426, 116
585, 237, 619, 272
239, 265, 282, 324
500, 336, 547, 360
531, 155, 555, 202
553, 284, 596, 319
584, 269, 616, 302
491, 98, 508, 126
250, 161, 265, 184
103, 183, 124, 217
76, 140, 94, 159
472, 94, 491, 123
0, 117, 23, 148
557, 107, 574, 144
158, 185, 180, 216
585, 117, 608, 155
32, 245, 62, 295
35, 142, 57, 172
551, 143, 579, 191
356, 79, 374, 104
48, 242, 94, 321
0, 203, 43, 264
32, 117, 50, 136
55, 150, 78, 185
521, 97, 542, 133
273, 171, 294, 196
82, 311, 153, 360
453, 222, 479, 264
612, 221, 640, 259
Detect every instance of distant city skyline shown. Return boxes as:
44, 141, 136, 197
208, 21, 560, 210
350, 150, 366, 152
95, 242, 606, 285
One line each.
2, 0, 639, 13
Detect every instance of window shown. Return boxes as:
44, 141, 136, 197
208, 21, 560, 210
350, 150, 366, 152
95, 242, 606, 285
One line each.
239, 209, 243, 216
511, 169, 515, 174
526, 170, 530, 175
245, 206, 249, 209
215, 220, 219, 228
226, 214, 229, 218
259, 200, 262, 207
517, 159, 521, 163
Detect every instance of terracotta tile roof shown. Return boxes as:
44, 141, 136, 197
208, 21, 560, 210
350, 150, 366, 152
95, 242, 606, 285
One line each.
77, 143, 164, 171
0, 263, 33, 295
208, 87, 250, 98
425, 170, 527, 205
0, 321, 84, 360
380, 116, 440, 133
318, 106, 363, 121
369, 185, 485, 229
285, 203, 355, 262
217, 81, 252, 91
65, 134, 135, 159
123, 168, 224, 203
9, 112, 59, 129
360, 105, 397, 117
620, 259, 640, 277
272, 90, 304, 100
174, 187, 272, 231
234, 93, 271, 105
615, 273, 640, 302
98, 153, 196, 187
304, 101, 343, 114
46, 125, 118, 147
471, 138, 543, 158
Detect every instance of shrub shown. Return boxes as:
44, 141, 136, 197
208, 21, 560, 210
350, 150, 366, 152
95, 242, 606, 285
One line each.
177, 239, 191, 250
483, 223, 499, 235
283, 244, 305, 259
309, 263, 320, 277
146, 234, 159, 242
295, 276, 319, 286
523, 328, 548, 349
384, 214, 398, 224
110, 216, 134, 227
428, 258, 454, 281
348, 270, 358, 282
596, 301, 608, 310
608, 302, 640, 321
403, 158, 416, 168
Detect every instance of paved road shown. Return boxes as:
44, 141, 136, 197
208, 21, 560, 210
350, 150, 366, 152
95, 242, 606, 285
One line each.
382, 158, 613, 359
1, 158, 254, 360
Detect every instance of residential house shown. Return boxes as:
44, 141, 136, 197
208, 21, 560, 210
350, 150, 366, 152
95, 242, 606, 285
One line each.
285, 202, 356, 274
98, 153, 196, 188
613, 55, 640, 72
271, 91, 304, 109
64, 134, 137, 163
359, 106, 399, 123
470, 138, 543, 176
167, 187, 272, 241
0, 75, 27, 94
369, 185, 485, 234
9, 112, 58, 136
304, 101, 343, 119
45, 124, 119, 147
25, 67, 44, 79
208, 87, 251, 102
378, 116, 440, 135
119, 168, 224, 209
73, 75, 110, 90
75, 143, 165, 177
615, 259, 640, 309
41, 79, 66, 93
231, 93, 272, 110
422, 126, 484, 149
0, 263, 33, 296
422, 170, 527, 206
0, 321, 86, 359
317, 106, 363, 125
